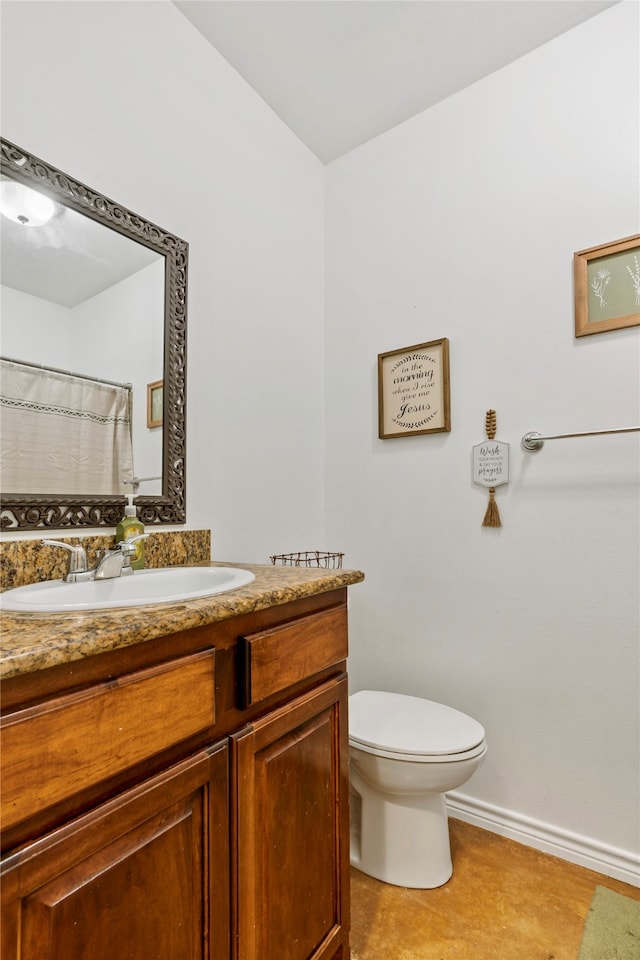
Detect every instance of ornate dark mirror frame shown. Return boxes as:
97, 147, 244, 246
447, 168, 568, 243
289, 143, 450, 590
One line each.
0, 138, 187, 529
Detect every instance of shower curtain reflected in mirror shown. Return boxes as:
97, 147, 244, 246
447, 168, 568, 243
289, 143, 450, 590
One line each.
0, 358, 133, 496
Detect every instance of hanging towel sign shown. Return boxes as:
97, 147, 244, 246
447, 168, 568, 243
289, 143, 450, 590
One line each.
473, 410, 509, 526
473, 441, 509, 487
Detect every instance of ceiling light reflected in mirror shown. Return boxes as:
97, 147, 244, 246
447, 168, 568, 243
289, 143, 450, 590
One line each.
0, 179, 58, 227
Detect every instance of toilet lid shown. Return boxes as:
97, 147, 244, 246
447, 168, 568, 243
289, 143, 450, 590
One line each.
349, 690, 485, 757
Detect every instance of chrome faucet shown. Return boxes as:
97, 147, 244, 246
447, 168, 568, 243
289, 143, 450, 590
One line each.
42, 535, 149, 582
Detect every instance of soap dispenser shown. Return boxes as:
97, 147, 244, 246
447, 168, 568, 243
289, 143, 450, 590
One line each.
116, 496, 145, 570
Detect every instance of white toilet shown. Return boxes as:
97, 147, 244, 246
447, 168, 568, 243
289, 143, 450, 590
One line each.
348, 690, 487, 889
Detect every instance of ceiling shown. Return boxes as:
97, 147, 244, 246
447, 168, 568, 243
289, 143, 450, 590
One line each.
1, 198, 160, 308
173, 0, 619, 163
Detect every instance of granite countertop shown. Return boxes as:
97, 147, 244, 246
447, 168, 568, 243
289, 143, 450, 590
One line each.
0, 562, 364, 681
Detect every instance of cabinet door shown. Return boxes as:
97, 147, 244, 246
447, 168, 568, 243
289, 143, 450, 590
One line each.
232, 675, 350, 960
1, 743, 230, 960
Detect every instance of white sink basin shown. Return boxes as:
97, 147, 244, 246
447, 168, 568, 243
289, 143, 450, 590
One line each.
0, 566, 255, 613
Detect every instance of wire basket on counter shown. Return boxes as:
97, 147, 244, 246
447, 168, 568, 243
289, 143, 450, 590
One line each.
270, 550, 344, 569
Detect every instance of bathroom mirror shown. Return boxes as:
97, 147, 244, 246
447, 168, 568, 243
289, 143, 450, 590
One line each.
0, 138, 187, 528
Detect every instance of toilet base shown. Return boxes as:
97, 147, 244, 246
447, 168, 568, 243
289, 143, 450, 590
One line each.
349, 771, 453, 889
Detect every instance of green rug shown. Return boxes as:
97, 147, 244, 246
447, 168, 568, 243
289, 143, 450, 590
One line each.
578, 885, 640, 960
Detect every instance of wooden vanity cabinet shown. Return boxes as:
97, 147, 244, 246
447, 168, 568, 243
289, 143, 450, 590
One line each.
1, 589, 352, 960
1, 743, 231, 960
233, 676, 349, 960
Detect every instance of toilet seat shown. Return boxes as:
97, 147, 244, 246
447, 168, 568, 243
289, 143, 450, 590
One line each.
349, 690, 486, 763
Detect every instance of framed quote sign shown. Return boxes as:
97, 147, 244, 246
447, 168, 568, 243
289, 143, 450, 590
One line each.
378, 338, 451, 439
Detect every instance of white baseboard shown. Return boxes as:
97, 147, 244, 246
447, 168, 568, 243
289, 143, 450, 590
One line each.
447, 791, 640, 888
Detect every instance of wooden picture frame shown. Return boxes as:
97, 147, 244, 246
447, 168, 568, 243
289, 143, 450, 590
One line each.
574, 234, 640, 336
146, 380, 163, 428
378, 338, 450, 439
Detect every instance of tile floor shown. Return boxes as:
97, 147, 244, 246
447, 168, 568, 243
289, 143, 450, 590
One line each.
350, 819, 640, 960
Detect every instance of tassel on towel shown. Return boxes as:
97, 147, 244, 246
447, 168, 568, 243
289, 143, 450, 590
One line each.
483, 487, 501, 527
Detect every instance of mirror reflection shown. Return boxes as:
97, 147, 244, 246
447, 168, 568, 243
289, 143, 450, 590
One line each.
1, 199, 164, 496
0, 138, 187, 529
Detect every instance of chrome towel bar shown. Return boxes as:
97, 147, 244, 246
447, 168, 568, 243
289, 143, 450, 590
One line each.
521, 426, 640, 451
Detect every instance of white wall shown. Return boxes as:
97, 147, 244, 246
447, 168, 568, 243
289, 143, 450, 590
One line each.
1, 286, 74, 367
75, 262, 165, 492
325, 1, 639, 879
0, 0, 326, 560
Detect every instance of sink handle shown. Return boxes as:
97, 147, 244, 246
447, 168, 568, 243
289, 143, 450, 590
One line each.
112, 540, 137, 555
42, 539, 88, 575
112, 534, 150, 571
123, 533, 150, 545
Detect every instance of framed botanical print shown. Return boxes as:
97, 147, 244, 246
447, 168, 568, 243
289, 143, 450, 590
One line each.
574, 234, 640, 336
147, 379, 163, 428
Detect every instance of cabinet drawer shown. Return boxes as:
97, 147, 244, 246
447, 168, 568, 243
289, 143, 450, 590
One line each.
0, 649, 215, 831
239, 606, 347, 708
